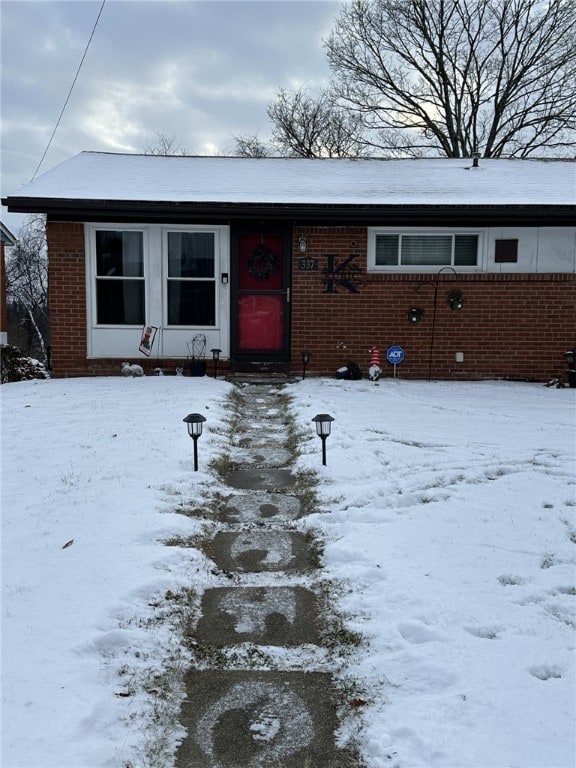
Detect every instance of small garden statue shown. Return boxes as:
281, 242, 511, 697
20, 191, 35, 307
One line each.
187, 334, 207, 376
368, 346, 382, 381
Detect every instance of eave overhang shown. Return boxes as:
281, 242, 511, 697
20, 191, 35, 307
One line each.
2, 197, 574, 227
0, 221, 17, 245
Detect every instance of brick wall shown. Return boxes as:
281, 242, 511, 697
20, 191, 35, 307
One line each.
289, 226, 576, 381
47, 222, 88, 376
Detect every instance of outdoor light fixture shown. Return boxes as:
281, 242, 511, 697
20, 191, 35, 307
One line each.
565, 350, 574, 366
183, 413, 207, 471
302, 350, 311, 380
210, 348, 222, 379
447, 289, 465, 311
312, 413, 334, 466
407, 306, 424, 323
299, 234, 307, 254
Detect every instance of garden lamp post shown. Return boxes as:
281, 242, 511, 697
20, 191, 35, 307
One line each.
312, 413, 334, 466
183, 413, 206, 471
210, 348, 222, 379
565, 350, 576, 388
414, 267, 464, 381
302, 350, 311, 380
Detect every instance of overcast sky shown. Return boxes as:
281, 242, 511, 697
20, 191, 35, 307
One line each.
1, 0, 341, 232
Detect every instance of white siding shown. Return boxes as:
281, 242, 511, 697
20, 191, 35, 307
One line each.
485, 227, 576, 273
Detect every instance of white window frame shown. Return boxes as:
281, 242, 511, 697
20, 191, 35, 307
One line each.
87, 224, 149, 328
162, 226, 220, 330
367, 228, 484, 273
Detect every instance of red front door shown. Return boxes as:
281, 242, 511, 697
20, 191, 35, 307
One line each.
233, 231, 290, 360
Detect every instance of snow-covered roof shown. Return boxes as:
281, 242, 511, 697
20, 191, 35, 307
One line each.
6, 152, 575, 207
0, 220, 17, 244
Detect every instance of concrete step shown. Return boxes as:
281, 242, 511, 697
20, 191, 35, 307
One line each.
205, 530, 315, 574
175, 670, 357, 768
223, 467, 296, 492
196, 586, 320, 647
216, 491, 302, 525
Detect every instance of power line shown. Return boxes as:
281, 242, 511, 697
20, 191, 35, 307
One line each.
31, 0, 106, 181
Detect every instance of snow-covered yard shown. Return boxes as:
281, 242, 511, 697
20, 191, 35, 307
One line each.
1, 375, 574, 768
291, 379, 576, 768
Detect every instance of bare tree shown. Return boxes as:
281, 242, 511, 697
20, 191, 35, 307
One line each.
5, 215, 49, 359
142, 130, 188, 155
318, 0, 576, 157
267, 87, 367, 157
233, 134, 271, 157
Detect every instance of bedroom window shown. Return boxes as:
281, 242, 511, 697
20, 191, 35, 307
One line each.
166, 231, 216, 326
369, 231, 479, 270
95, 230, 145, 324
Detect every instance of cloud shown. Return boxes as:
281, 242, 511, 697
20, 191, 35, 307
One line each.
1, 0, 339, 228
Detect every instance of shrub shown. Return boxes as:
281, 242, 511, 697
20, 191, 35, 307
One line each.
0, 344, 48, 383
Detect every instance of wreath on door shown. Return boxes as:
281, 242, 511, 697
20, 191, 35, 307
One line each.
247, 245, 277, 280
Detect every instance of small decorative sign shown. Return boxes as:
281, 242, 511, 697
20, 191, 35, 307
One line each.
139, 325, 158, 356
298, 257, 318, 271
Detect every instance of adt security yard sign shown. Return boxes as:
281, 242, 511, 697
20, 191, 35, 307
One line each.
387, 345, 405, 378
387, 345, 405, 364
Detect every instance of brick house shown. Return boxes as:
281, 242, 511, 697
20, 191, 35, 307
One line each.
3, 152, 575, 380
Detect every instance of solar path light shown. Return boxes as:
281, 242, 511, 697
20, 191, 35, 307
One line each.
210, 348, 222, 379
302, 350, 311, 380
312, 413, 334, 466
183, 413, 207, 471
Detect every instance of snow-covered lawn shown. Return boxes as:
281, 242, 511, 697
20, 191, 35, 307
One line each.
1, 376, 574, 768
291, 379, 575, 768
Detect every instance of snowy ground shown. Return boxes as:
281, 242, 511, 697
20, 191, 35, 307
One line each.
1, 375, 575, 768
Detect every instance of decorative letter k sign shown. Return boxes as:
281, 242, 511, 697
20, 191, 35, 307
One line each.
322, 254, 362, 294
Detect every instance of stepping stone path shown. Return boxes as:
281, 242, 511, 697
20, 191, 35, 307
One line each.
175, 383, 360, 768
